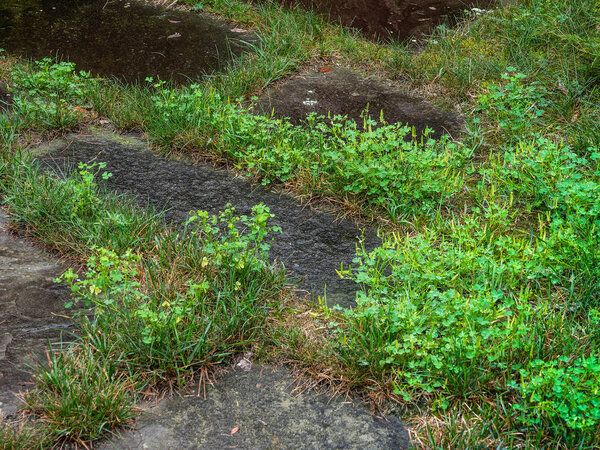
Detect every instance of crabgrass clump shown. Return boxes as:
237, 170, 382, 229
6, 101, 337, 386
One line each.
0, 156, 163, 258
23, 344, 137, 444
0, 422, 51, 450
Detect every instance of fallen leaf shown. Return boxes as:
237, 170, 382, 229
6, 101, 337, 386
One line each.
168, 19, 181, 23
318, 67, 332, 73
167, 32, 182, 39
230, 426, 239, 435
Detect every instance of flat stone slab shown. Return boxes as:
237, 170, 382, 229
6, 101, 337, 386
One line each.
0, 0, 253, 82
36, 131, 378, 308
101, 365, 410, 449
0, 212, 71, 417
254, 67, 462, 139
281, 0, 493, 40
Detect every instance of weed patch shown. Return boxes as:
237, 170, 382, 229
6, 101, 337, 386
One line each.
146, 80, 468, 220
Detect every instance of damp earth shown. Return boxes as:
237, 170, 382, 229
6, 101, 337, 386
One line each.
36, 131, 381, 309
0, 0, 253, 82
278, 0, 494, 41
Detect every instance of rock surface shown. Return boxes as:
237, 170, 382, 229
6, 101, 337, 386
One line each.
255, 67, 462, 139
36, 131, 379, 308
101, 365, 410, 449
0, 212, 72, 417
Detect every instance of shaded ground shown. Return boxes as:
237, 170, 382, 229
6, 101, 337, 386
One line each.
101, 365, 410, 449
0, 0, 253, 82
0, 82, 13, 111
36, 131, 379, 308
254, 67, 462, 139
0, 211, 72, 417
279, 0, 494, 40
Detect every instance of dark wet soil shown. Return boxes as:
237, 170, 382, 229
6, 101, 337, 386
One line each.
37, 131, 379, 308
0, 0, 253, 82
0, 212, 72, 417
255, 67, 462, 139
279, 0, 494, 40
101, 364, 410, 449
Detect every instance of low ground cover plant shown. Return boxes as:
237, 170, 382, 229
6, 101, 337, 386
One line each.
8, 58, 95, 129
1, 0, 599, 447
146, 79, 469, 220
330, 205, 599, 446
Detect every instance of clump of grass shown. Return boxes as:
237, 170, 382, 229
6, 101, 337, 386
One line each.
23, 344, 138, 445
56, 204, 286, 385
0, 157, 163, 259
0, 421, 51, 450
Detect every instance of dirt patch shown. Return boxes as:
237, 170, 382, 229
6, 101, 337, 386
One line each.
0, 212, 72, 417
35, 131, 379, 308
254, 67, 462, 139
0, 0, 254, 82
100, 364, 410, 449
279, 0, 494, 40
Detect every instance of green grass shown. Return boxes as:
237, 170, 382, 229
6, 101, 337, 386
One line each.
0, 151, 286, 444
23, 343, 138, 444
0, 422, 51, 450
1, 0, 600, 447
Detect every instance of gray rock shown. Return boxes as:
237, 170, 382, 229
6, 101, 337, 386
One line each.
101, 365, 410, 449
0, 212, 72, 417
254, 67, 462, 139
